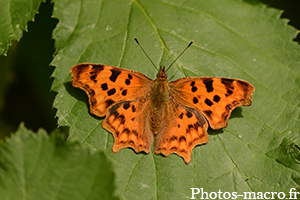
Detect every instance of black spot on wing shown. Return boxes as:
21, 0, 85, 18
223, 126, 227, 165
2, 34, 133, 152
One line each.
170, 146, 178, 151
107, 88, 116, 96
237, 80, 248, 87
204, 110, 212, 118
105, 99, 115, 108
109, 69, 121, 82
187, 124, 193, 131
213, 95, 220, 102
170, 136, 178, 142
226, 89, 233, 97
92, 64, 104, 72
179, 113, 184, 119
73, 64, 89, 76
204, 98, 213, 106
101, 83, 108, 91
179, 136, 186, 142
125, 79, 131, 85
203, 78, 214, 92
221, 78, 235, 97
111, 110, 119, 118
132, 130, 138, 137
90, 75, 97, 82
194, 122, 201, 130
190, 81, 197, 92
221, 78, 234, 86
121, 89, 127, 96
225, 101, 239, 112
119, 114, 125, 124
129, 140, 135, 145
109, 103, 121, 116
125, 74, 133, 85
179, 149, 187, 153
123, 102, 130, 110
232, 100, 239, 107
122, 128, 130, 135
131, 105, 136, 112
199, 133, 206, 139
186, 111, 193, 118
193, 97, 198, 104
191, 86, 197, 92
88, 65, 104, 82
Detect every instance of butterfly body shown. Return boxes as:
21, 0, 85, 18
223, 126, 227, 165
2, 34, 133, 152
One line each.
71, 63, 254, 164
151, 66, 170, 134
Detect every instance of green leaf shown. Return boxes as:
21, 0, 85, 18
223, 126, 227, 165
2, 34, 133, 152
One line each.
51, 0, 300, 199
0, 123, 118, 200
0, 0, 44, 55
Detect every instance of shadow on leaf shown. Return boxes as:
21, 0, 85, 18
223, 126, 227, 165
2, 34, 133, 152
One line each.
64, 81, 103, 121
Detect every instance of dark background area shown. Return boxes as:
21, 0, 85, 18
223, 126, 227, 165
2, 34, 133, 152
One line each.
0, 0, 299, 139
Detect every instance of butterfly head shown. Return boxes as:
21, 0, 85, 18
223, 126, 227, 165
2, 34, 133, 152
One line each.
156, 66, 168, 79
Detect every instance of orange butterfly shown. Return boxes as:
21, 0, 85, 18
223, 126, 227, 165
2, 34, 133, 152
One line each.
71, 38, 255, 164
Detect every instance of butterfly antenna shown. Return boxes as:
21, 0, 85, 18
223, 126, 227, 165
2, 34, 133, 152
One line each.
166, 41, 193, 72
134, 37, 158, 71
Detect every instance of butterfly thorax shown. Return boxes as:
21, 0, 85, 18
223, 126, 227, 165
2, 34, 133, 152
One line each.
150, 66, 170, 134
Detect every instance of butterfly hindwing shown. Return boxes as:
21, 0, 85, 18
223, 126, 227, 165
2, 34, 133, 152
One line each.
169, 77, 255, 130
71, 63, 153, 117
154, 101, 209, 164
102, 98, 154, 154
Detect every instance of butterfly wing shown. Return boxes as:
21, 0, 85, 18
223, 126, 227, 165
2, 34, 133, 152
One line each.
154, 101, 209, 164
169, 77, 255, 130
71, 63, 154, 117
71, 63, 154, 153
102, 98, 153, 154
153, 77, 254, 163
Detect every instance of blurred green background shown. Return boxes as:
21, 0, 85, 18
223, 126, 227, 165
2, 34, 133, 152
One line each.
0, 0, 299, 140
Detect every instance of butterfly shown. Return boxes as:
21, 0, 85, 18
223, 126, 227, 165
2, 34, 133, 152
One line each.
71, 38, 255, 164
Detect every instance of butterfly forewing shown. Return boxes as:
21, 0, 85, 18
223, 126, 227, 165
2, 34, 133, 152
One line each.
71, 64, 154, 117
169, 77, 255, 130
